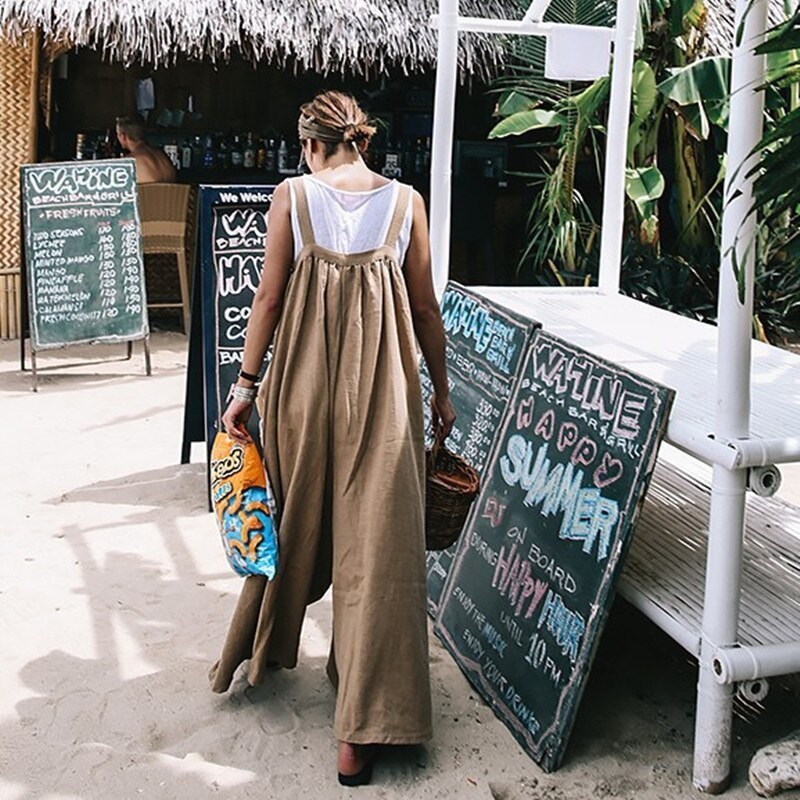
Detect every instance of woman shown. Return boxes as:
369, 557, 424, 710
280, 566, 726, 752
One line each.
211, 91, 456, 786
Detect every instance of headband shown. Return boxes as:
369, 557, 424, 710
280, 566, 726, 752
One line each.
297, 114, 345, 144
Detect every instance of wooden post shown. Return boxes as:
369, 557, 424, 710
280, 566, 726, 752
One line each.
0, 29, 39, 340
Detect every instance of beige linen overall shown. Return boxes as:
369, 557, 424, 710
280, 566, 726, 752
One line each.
209, 177, 432, 745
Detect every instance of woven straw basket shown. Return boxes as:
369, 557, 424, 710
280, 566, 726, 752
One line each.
425, 430, 480, 551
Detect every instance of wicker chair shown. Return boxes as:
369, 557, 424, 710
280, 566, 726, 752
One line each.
138, 183, 192, 333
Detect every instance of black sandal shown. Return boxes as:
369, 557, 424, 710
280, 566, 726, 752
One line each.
337, 745, 376, 787
337, 759, 374, 787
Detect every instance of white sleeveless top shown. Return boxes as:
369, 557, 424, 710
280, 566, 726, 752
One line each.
288, 175, 413, 264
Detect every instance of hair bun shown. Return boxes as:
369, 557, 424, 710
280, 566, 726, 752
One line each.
343, 123, 370, 143
299, 91, 378, 151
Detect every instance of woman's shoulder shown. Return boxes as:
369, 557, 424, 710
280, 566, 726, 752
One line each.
302, 171, 394, 194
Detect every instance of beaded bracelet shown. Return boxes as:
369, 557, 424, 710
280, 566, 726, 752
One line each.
231, 383, 258, 404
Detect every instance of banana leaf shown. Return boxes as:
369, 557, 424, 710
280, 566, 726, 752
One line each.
625, 166, 666, 218
489, 109, 567, 138
657, 56, 730, 138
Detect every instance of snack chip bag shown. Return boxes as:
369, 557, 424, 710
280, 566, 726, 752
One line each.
210, 432, 279, 579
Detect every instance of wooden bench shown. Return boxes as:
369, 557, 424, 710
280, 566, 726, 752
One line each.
623, 455, 800, 658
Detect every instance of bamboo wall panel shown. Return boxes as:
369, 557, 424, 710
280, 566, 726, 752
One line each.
0, 31, 37, 339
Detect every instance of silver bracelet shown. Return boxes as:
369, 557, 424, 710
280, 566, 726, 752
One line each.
230, 383, 258, 404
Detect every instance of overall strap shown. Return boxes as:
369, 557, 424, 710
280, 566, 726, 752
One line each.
291, 176, 315, 247
384, 183, 412, 250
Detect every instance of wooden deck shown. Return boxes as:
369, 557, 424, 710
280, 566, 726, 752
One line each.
476, 287, 800, 656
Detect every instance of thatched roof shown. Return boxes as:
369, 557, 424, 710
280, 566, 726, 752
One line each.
0, 0, 516, 79
3, 0, 794, 80
703, 0, 796, 55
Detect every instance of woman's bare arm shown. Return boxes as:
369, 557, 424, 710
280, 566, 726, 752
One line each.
403, 190, 456, 437
222, 180, 294, 441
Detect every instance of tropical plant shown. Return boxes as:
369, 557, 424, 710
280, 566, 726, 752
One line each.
491, 0, 798, 338
490, 0, 726, 282
751, 5, 800, 223
488, 0, 616, 279
749, 4, 800, 340
490, 78, 610, 275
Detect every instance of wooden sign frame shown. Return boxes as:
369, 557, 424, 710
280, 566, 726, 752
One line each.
19, 159, 151, 390
435, 328, 674, 771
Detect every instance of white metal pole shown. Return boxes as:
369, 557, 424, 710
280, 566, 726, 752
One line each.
692, 0, 769, 792
429, 0, 460, 298
713, 642, 800, 684
597, 0, 638, 295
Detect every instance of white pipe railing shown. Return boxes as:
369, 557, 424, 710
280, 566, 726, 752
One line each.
666, 421, 800, 470
713, 642, 800, 684
429, 0, 460, 297
597, 0, 638, 295
522, 0, 554, 23
617, 581, 702, 655
431, 17, 615, 39
732, 435, 800, 467
693, 0, 769, 792
666, 419, 740, 470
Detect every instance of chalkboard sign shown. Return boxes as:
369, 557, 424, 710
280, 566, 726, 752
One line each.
20, 159, 148, 349
435, 330, 673, 771
199, 185, 276, 448
421, 283, 537, 615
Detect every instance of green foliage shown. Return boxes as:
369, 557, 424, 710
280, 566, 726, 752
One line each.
754, 216, 800, 341
488, 109, 567, 138
625, 166, 666, 218
751, 7, 800, 224
490, 0, 797, 338
747, 7, 800, 338
491, 0, 615, 276
619, 240, 718, 320
657, 56, 730, 138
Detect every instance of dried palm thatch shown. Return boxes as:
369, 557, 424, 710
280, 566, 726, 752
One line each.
704, 0, 796, 55
0, 0, 518, 79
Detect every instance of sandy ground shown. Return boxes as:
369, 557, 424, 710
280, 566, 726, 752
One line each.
1, 331, 799, 800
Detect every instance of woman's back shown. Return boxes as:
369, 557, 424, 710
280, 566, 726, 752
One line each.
288, 174, 412, 262
217, 90, 454, 786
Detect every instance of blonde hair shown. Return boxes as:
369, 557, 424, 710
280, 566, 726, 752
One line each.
298, 91, 377, 157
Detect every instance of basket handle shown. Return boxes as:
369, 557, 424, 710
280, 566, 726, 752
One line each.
430, 422, 446, 463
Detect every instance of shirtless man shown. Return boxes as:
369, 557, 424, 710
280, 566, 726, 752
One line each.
115, 115, 176, 184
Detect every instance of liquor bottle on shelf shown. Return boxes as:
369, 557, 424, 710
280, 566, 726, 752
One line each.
192, 135, 204, 168
75, 133, 87, 160
424, 136, 432, 172
216, 136, 230, 170
180, 139, 192, 169
256, 138, 267, 170
243, 133, 257, 169
96, 129, 115, 160
202, 135, 215, 169
230, 134, 244, 168
277, 138, 291, 174
289, 140, 301, 175
264, 139, 277, 172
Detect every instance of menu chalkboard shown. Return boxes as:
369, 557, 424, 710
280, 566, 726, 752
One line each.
421, 283, 537, 615
435, 330, 673, 771
21, 159, 148, 349
199, 185, 275, 448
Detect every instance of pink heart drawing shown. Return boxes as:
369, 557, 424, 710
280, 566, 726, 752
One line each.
593, 452, 624, 488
